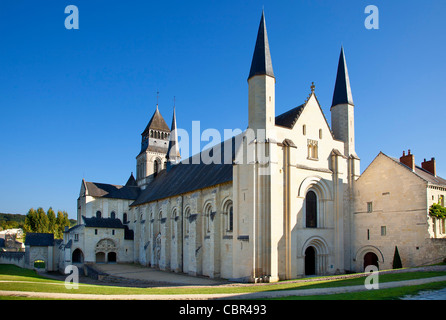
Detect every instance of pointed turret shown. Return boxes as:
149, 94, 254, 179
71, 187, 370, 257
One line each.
125, 172, 137, 187
248, 11, 274, 81
330, 46, 357, 158
166, 107, 181, 168
331, 47, 354, 108
248, 11, 276, 133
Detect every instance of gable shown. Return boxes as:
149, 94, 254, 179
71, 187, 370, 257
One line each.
356, 152, 428, 187
292, 94, 334, 140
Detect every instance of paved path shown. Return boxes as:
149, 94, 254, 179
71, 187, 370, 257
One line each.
92, 263, 230, 287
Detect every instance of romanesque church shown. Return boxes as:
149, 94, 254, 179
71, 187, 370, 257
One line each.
59, 12, 446, 282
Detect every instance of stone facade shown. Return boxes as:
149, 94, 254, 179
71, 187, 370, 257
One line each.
57, 12, 446, 282
352, 152, 446, 271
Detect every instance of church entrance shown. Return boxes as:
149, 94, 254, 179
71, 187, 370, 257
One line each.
305, 246, 316, 275
363, 252, 379, 271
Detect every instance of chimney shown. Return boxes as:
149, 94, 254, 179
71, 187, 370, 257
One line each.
400, 149, 415, 171
421, 157, 436, 176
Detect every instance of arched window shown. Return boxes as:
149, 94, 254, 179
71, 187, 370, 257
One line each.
154, 159, 159, 174
171, 208, 177, 236
223, 200, 233, 233
204, 204, 212, 233
306, 191, 317, 228
96, 211, 102, 219
123, 213, 128, 224
184, 207, 191, 234
110, 211, 116, 219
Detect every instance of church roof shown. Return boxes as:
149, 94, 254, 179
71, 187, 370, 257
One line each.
142, 106, 170, 136
331, 47, 354, 107
248, 11, 274, 80
125, 173, 137, 187
84, 181, 140, 200
82, 216, 125, 229
275, 104, 305, 128
131, 137, 239, 206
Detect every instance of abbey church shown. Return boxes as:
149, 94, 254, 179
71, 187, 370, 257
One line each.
59, 12, 446, 282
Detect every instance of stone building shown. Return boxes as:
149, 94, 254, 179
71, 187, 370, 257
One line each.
352, 151, 446, 271
59, 12, 445, 281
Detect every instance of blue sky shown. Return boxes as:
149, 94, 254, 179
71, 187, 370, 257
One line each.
0, 1, 445, 219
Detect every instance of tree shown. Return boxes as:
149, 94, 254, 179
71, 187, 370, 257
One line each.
23, 208, 37, 233
47, 207, 56, 234
23, 207, 71, 239
55, 210, 70, 239
36, 207, 49, 233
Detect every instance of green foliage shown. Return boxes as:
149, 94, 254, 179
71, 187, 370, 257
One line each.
0, 213, 25, 231
429, 203, 446, 219
23, 207, 71, 239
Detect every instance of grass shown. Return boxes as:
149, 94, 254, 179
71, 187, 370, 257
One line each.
0, 264, 446, 299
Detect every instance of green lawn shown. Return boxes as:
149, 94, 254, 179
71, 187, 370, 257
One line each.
0, 264, 445, 299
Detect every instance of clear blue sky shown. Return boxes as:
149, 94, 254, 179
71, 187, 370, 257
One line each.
0, 1, 445, 219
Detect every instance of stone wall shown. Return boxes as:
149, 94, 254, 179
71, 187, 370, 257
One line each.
0, 252, 25, 268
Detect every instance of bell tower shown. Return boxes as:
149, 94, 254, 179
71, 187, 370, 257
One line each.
136, 104, 171, 189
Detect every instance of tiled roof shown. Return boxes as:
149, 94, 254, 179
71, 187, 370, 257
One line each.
82, 216, 125, 229
24, 233, 54, 246
385, 153, 446, 186
275, 104, 305, 128
131, 137, 239, 206
85, 181, 140, 200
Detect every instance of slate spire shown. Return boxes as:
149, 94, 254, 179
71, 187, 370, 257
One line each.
248, 11, 274, 80
331, 46, 354, 108
142, 105, 170, 136
166, 107, 180, 163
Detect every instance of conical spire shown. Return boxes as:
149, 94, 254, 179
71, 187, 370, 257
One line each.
331, 47, 354, 108
141, 105, 170, 136
125, 172, 137, 187
166, 107, 180, 163
248, 11, 274, 80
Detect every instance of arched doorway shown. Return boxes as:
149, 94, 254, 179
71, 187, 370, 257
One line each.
107, 252, 117, 263
305, 246, 316, 275
363, 252, 379, 271
72, 248, 84, 263
96, 252, 106, 263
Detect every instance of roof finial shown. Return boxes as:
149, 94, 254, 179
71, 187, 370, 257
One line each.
156, 90, 160, 109
311, 82, 315, 93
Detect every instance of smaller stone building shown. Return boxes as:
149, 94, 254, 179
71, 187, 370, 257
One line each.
24, 233, 61, 271
61, 216, 134, 269
353, 150, 446, 272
